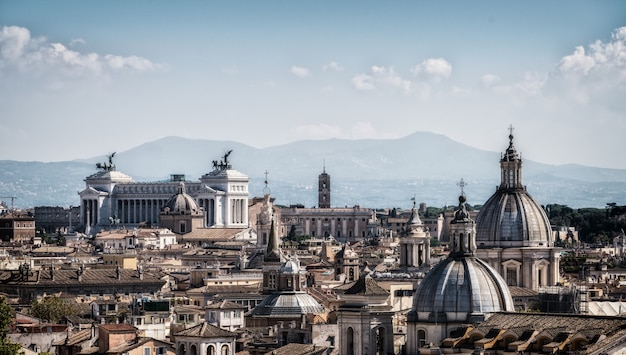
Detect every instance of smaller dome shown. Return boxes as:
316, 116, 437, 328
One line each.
412, 257, 514, 322
162, 182, 200, 214
248, 291, 325, 317
280, 256, 301, 274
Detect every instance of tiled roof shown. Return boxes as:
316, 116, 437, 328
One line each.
263, 343, 330, 355
0, 268, 165, 287
180, 228, 247, 241
52, 328, 92, 346
174, 322, 237, 338
344, 275, 388, 296
508, 286, 538, 297
482, 312, 626, 334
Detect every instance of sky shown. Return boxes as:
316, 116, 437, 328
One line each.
0, 1, 625, 169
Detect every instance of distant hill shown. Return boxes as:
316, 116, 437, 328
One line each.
2, 132, 626, 209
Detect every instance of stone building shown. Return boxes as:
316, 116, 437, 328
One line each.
0, 211, 35, 242
278, 167, 377, 241
475, 128, 560, 289
78, 151, 248, 235
33, 206, 80, 234
0, 264, 166, 305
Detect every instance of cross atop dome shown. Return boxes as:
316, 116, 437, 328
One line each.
457, 178, 467, 197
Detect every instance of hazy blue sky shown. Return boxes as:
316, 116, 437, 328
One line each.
1, 1, 625, 168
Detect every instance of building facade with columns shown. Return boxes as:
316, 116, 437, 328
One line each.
78, 152, 249, 235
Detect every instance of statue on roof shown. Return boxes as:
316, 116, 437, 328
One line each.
212, 150, 233, 170
96, 152, 116, 171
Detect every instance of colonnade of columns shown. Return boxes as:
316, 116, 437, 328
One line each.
230, 198, 246, 224
116, 198, 168, 225
400, 240, 430, 268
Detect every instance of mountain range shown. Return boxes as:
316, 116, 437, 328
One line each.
1, 131, 625, 209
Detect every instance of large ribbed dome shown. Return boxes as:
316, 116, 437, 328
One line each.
412, 256, 514, 322
162, 182, 201, 214
476, 190, 552, 246
475, 130, 552, 248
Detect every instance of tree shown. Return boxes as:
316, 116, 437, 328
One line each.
30, 296, 79, 323
0, 296, 22, 354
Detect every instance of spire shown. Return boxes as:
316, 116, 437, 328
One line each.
265, 219, 281, 261
502, 124, 520, 162
449, 187, 477, 258
263, 170, 271, 195
407, 199, 422, 226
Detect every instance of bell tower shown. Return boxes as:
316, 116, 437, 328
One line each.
318, 162, 331, 208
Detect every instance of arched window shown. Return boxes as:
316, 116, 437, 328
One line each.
347, 327, 354, 355
178, 344, 186, 355
207, 345, 215, 355
190, 344, 197, 355
418, 329, 427, 347
220, 344, 229, 355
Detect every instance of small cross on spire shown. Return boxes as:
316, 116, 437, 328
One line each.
508, 124, 515, 143
263, 170, 271, 195
457, 178, 467, 196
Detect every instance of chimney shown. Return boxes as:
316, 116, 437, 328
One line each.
116, 265, 121, 280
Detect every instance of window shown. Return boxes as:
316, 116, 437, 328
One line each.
233, 311, 241, 318
418, 330, 427, 347
223, 311, 230, 319
144, 347, 150, 355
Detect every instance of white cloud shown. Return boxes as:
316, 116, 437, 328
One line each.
323, 61, 343, 72
290, 65, 311, 78
105, 54, 162, 71
352, 66, 411, 93
0, 26, 30, 61
411, 58, 452, 82
352, 73, 375, 90
69, 38, 86, 47
0, 25, 165, 78
555, 26, 626, 80
546, 26, 626, 107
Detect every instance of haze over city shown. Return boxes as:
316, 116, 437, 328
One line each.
1, 1, 625, 169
